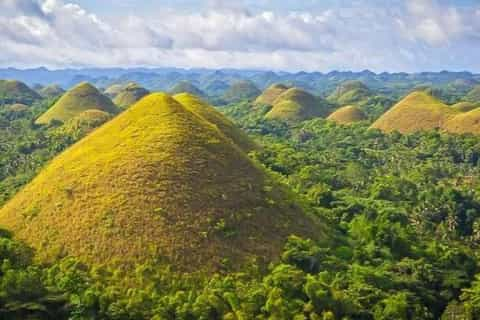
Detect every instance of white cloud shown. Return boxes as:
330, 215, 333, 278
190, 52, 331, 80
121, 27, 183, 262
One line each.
0, 0, 479, 71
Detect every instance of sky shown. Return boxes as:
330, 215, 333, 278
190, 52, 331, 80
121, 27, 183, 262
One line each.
0, 0, 479, 72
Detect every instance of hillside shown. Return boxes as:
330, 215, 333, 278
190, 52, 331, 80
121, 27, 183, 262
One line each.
265, 88, 330, 122
327, 80, 371, 105
0, 93, 322, 272
371, 91, 457, 133
445, 108, 480, 135
113, 83, 150, 109
104, 83, 126, 99
465, 85, 480, 103
0, 80, 42, 105
327, 105, 367, 125
38, 84, 65, 99
169, 81, 205, 96
254, 84, 290, 105
57, 109, 112, 140
451, 101, 480, 112
35, 82, 119, 125
223, 80, 261, 103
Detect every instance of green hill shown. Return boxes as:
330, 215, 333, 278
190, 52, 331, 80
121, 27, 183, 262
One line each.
265, 88, 330, 122
0, 80, 41, 105
327, 80, 371, 105
113, 83, 150, 109
451, 101, 480, 112
327, 105, 367, 125
35, 82, 119, 125
0, 93, 323, 272
371, 91, 457, 133
104, 84, 126, 99
38, 85, 65, 99
254, 84, 290, 106
465, 85, 480, 103
56, 109, 112, 140
169, 81, 205, 97
223, 80, 261, 103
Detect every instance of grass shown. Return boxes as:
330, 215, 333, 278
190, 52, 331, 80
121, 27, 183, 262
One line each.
327, 105, 367, 125
35, 82, 119, 125
465, 85, 480, 103
57, 109, 112, 140
104, 84, 126, 98
38, 85, 65, 99
0, 93, 324, 272
254, 84, 290, 106
265, 88, 330, 122
327, 80, 371, 105
169, 81, 205, 97
223, 80, 261, 103
0, 80, 41, 105
113, 83, 150, 109
451, 102, 480, 112
445, 108, 480, 135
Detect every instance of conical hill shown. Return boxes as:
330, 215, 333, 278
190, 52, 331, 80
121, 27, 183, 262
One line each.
113, 83, 150, 109
0, 80, 41, 105
35, 82, 119, 125
0, 93, 322, 272
327, 105, 367, 124
254, 84, 290, 106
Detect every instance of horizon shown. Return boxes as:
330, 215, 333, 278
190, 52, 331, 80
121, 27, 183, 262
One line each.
1, 0, 480, 72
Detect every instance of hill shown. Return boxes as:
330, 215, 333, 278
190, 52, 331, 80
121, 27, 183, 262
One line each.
371, 91, 457, 133
35, 82, 119, 125
451, 102, 480, 112
169, 81, 205, 97
327, 105, 367, 125
104, 84, 126, 99
465, 85, 480, 103
327, 80, 371, 105
38, 84, 65, 99
265, 88, 330, 122
173, 93, 257, 151
57, 109, 112, 140
444, 108, 480, 135
113, 83, 150, 109
0, 93, 323, 272
254, 84, 290, 105
0, 80, 41, 105
223, 80, 261, 103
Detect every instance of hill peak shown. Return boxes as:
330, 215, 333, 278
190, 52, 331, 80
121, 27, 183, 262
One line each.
327, 105, 367, 124
254, 83, 290, 106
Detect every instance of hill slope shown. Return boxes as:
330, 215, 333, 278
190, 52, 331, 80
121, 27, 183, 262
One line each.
0, 80, 41, 105
254, 84, 290, 106
445, 108, 480, 135
38, 85, 65, 99
465, 85, 480, 103
371, 91, 457, 133
327, 80, 371, 105
104, 84, 126, 99
327, 105, 367, 125
265, 88, 330, 122
36, 82, 119, 125
113, 83, 150, 109
451, 102, 480, 112
169, 81, 205, 97
0, 93, 322, 272
223, 80, 261, 103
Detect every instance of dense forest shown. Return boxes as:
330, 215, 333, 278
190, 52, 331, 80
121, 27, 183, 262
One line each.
1, 77, 480, 319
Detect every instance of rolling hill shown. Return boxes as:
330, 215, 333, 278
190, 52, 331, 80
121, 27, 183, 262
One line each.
223, 80, 261, 103
465, 85, 480, 103
327, 105, 367, 125
451, 101, 480, 112
35, 82, 119, 125
254, 84, 290, 106
38, 84, 65, 99
444, 108, 480, 135
169, 81, 205, 97
104, 83, 126, 99
0, 80, 42, 105
57, 109, 112, 139
0, 93, 323, 272
265, 88, 331, 122
113, 83, 150, 109
327, 80, 371, 105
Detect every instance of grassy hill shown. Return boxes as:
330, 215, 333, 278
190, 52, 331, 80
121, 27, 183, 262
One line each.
327, 105, 367, 125
265, 88, 330, 122
371, 91, 457, 133
0, 93, 323, 272
254, 84, 290, 106
444, 108, 480, 135
169, 81, 205, 97
451, 101, 480, 112
465, 85, 480, 103
113, 83, 150, 109
56, 109, 112, 140
38, 84, 65, 99
223, 80, 261, 103
0, 80, 41, 105
104, 84, 126, 99
327, 80, 371, 105
36, 82, 119, 125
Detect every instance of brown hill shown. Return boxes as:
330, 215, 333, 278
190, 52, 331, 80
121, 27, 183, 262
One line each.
254, 84, 290, 106
327, 105, 367, 125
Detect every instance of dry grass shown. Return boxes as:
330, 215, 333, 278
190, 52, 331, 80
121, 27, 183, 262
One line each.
451, 102, 480, 112
36, 82, 119, 125
0, 93, 325, 272
254, 84, 290, 106
113, 83, 150, 109
327, 105, 367, 125
0, 80, 41, 105
445, 108, 480, 135
169, 81, 204, 97
57, 109, 112, 139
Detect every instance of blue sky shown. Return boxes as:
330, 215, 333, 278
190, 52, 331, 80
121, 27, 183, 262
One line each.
1, 0, 479, 72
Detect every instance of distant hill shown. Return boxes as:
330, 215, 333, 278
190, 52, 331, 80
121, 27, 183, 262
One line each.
0, 93, 324, 272
104, 83, 126, 99
223, 80, 261, 103
465, 85, 480, 103
202, 79, 229, 96
57, 109, 112, 140
254, 84, 290, 106
371, 91, 455, 133
0, 80, 41, 105
169, 81, 205, 97
451, 102, 480, 112
38, 84, 65, 99
265, 88, 331, 122
36, 82, 119, 125
327, 105, 367, 125
327, 80, 371, 105
113, 83, 150, 109
444, 108, 480, 135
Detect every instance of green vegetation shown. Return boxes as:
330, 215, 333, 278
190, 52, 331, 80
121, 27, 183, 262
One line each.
327, 105, 367, 125
35, 82, 119, 125
451, 101, 480, 112
38, 84, 65, 99
112, 83, 150, 109
465, 85, 480, 103
103, 83, 126, 99
0, 80, 41, 105
254, 83, 290, 106
327, 80, 372, 105
223, 80, 261, 103
265, 88, 331, 122
169, 80, 205, 97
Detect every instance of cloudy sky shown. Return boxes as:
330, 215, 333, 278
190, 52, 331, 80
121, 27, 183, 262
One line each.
0, 0, 479, 72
